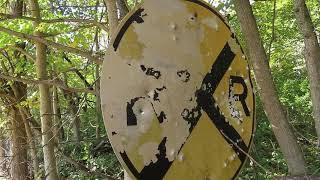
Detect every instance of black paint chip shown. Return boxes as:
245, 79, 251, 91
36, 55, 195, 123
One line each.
140, 65, 161, 79
177, 70, 191, 82
140, 65, 147, 71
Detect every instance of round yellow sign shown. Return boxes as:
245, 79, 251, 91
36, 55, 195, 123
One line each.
101, 0, 255, 179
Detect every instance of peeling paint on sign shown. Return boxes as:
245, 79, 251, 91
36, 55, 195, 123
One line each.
101, 0, 255, 179
138, 142, 159, 166
201, 17, 219, 31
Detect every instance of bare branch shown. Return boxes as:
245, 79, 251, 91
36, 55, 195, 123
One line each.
0, 45, 36, 63
0, 91, 16, 101
60, 152, 117, 180
0, 26, 103, 65
0, 73, 97, 95
63, 54, 92, 88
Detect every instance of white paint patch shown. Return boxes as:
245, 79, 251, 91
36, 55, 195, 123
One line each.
202, 17, 219, 31
132, 99, 155, 134
161, 119, 191, 161
138, 142, 159, 166
178, 153, 184, 162
110, 134, 126, 153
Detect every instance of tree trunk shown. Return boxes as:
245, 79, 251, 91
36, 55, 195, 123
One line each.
62, 91, 82, 144
294, 0, 320, 146
20, 108, 40, 179
52, 86, 64, 145
0, 136, 9, 178
70, 98, 81, 145
35, 25, 59, 180
62, 73, 82, 144
234, 0, 307, 175
7, 1, 29, 179
35, 42, 59, 180
10, 107, 29, 180
95, 66, 102, 140
11, 81, 39, 179
116, 0, 129, 20
12, 0, 23, 17
29, 0, 59, 179
105, 0, 119, 37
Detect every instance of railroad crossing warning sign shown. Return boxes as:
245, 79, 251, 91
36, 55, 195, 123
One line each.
100, 0, 256, 179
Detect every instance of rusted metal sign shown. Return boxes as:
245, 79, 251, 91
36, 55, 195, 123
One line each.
100, 0, 255, 179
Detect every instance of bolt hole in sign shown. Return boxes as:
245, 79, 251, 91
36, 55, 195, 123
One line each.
100, 0, 256, 179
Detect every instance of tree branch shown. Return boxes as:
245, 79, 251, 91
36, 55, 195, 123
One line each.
0, 45, 36, 63
0, 26, 103, 65
60, 152, 117, 180
0, 13, 109, 32
0, 73, 97, 95
43, 24, 96, 37
20, 107, 42, 135
63, 54, 92, 88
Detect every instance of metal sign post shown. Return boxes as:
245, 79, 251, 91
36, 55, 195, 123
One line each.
101, 0, 256, 179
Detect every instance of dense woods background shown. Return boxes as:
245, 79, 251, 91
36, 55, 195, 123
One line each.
0, 0, 319, 179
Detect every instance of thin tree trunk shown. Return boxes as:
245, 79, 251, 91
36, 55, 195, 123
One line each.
294, 0, 320, 146
93, 22, 102, 140
62, 73, 82, 144
62, 90, 82, 144
52, 86, 64, 144
95, 57, 102, 139
70, 98, 81, 144
35, 43, 59, 179
95, 79, 102, 139
21, 107, 42, 138
234, 0, 307, 175
29, 0, 59, 179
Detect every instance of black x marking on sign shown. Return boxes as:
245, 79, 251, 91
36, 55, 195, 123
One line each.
194, 43, 249, 162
